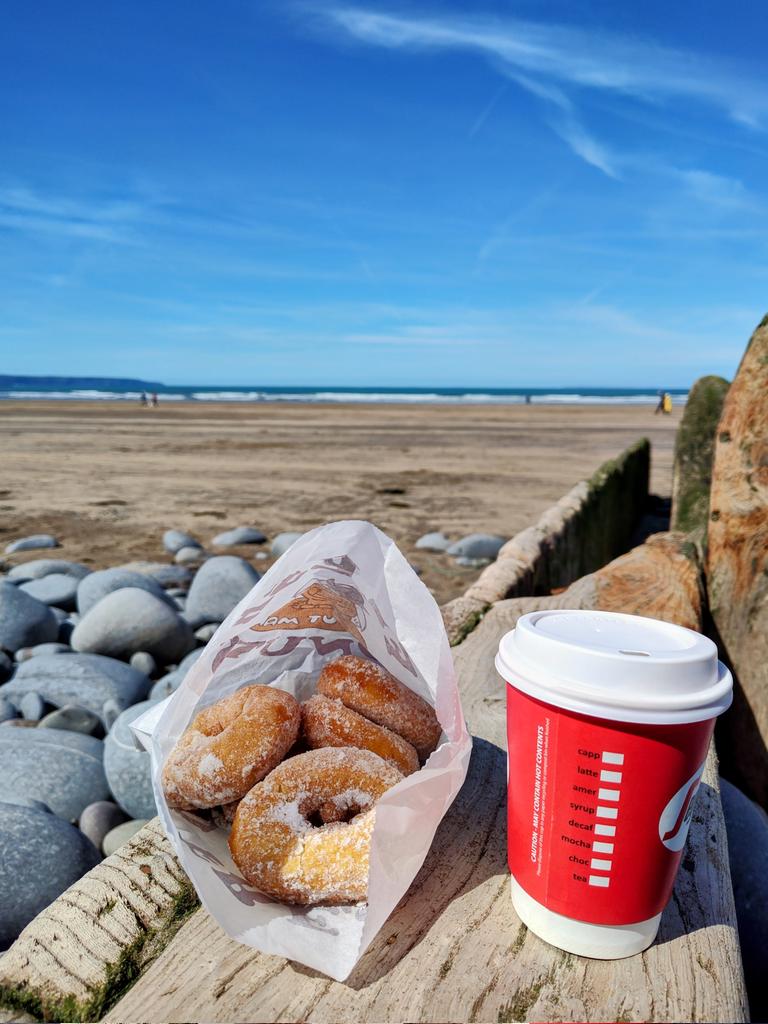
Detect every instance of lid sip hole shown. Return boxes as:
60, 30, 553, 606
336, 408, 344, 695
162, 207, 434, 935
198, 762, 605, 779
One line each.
619, 649, 650, 657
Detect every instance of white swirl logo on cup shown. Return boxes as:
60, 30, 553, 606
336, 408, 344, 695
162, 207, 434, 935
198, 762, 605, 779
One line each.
658, 761, 706, 852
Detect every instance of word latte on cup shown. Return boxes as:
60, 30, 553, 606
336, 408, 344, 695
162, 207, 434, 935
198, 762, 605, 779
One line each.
497, 609, 732, 959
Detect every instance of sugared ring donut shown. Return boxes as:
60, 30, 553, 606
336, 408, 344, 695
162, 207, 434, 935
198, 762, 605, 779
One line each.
162, 685, 300, 810
317, 655, 442, 762
229, 747, 403, 905
302, 694, 419, 776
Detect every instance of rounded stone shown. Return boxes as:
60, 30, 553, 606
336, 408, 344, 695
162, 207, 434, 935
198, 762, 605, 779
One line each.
79, 800, 129, 850
0, 697, 16, 723
0, 793, 52, 813
720, 777, 768, 1016
446, 533, 507, 560
15, 642, 72, 662
76, 567, 178, 616
0, 581, 59, 653
184, 556, 260, 628
148, 648, 204, 700
116, 561, 192, 590
19, 573, 79, 611
102, 699, 121, 731
0, 728, 108, 821
129, 651, 157, 677
0, 653, 149, 726
415, 531, 452, 552
39, 705, 101, 736
212, 526, 267, 547
72, 588, 195, 665
270, 532, 303, 558
104, 701, 159, 819
163, 529, 200, 554
194, 622, 219, 643
20, 692, 45, 720
7, 559, 90, 581
455, 556, 493, 568
0, 652, 12, 684
102, 818, 149, 857
175, 546, 206, 565
57, 619, 76, 645
0, 802, 100, 947
4, 534, 59, 554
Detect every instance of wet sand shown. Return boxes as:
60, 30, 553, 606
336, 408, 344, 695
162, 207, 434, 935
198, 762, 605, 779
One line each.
0, 401, 680, 605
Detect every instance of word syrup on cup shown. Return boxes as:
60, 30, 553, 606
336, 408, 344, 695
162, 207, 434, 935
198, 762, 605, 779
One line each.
497, 609, 732, 958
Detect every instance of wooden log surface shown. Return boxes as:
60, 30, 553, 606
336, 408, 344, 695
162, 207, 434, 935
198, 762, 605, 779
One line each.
0, 818, 196, 1022
103, 532, 747, 1024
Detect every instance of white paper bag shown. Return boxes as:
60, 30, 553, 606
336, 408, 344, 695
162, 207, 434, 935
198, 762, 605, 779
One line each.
132, 520, 471, 981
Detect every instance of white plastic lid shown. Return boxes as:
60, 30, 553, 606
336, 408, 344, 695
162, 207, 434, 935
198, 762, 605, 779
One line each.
496, 609, 732, 724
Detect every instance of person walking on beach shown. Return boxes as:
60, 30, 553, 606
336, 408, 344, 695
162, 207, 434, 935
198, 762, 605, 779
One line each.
151, 392, 159, 407
655, 391, 673, 415
139, 391, 147, 407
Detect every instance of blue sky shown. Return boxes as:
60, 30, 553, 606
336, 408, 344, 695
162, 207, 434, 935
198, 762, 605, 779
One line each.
1, 0, 766, 387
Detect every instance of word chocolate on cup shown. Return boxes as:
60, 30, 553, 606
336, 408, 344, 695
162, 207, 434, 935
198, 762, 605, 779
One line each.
497, 610, 732, 959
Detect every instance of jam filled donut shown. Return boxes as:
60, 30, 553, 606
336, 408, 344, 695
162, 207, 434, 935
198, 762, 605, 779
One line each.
229, 747, 403, 905
162, 685, 300, 810
317, 655, 442, 762
302, 694, 419, 776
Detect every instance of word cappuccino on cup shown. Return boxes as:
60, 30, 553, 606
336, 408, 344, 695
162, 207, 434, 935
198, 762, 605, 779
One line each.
497, 609, 732, 959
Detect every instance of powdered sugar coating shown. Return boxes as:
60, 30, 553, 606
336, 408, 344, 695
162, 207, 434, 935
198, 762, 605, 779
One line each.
302, 693, 419, 775
229, 747, 403, 905
162, 685, 300, 809
317, 655, 441, 762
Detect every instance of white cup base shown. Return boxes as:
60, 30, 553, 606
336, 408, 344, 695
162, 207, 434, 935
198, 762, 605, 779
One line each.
510, 875, 661, 959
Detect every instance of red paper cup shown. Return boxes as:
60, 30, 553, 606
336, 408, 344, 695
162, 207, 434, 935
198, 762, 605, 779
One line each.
497, 610, 732, 958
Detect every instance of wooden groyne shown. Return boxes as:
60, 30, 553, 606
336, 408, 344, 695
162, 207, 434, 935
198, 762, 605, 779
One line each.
441, 437, 651, 644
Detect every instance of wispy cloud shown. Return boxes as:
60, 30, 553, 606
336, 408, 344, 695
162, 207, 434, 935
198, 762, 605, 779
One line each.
320, 8, 768, 127
0, 186, 145, 243
678, 169, 754, 209
549, 113, 619, 178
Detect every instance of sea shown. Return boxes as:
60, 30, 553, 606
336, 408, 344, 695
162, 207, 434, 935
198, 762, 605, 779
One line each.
0, 377, 688, 405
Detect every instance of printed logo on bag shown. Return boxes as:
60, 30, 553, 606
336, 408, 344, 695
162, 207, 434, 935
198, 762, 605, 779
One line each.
658, 761, 706, 851
249, 580, 366, 643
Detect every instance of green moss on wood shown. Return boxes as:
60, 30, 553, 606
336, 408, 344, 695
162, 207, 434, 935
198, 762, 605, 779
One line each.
449, 604, 490, 646
0, 876, 199, 1023
497, 977, 547, 1022
671, 375, 730, 540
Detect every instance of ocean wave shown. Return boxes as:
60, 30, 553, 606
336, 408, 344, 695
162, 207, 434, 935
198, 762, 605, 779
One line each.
0, 389, 189, 401
534, 393, 688, 405
189, 391, 268, 401
0, 388, 689, 405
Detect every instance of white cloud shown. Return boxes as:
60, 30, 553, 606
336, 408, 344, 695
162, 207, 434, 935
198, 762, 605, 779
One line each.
679, 169, 753, 209
550, 114, 619, 179
322, 8, 768, 127
0, 186, 143, 243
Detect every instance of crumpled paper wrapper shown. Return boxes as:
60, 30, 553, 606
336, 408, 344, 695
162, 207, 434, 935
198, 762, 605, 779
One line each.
132, 519, 471, 981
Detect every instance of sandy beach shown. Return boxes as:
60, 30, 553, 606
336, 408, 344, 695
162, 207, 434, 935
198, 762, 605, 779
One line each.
0, 401, 680, 605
